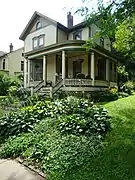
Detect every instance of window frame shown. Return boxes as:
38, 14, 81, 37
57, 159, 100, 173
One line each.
36, 21, 42, 30
89, 27, 92, 38
100, 37, 104, 47
3, 59, 5, 70
32, 34, 45, 50
38, 34, 45, 47
21, 61, 24, 71
73, 30, 82, 40
33, 37, 38, 49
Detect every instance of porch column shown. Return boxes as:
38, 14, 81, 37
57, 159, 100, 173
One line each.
27, 59, 31, 86
62, 50, 66, 85
91, 52, 95, 86
106, 59, 109, 81
24, 58, 27, 88
43, 55, 47, 86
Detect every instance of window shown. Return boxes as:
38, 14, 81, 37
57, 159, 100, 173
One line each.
36, 21, 41, 30
33, 38, 38, 49
73, 30, 82, 40
3, 59, 5, 70
33, 35, 45, 49
89, 27, 92, 38
114, 63, 117, 72
39, 35, 44, 47
21, 61, 24, 71
100, 38, 104, 47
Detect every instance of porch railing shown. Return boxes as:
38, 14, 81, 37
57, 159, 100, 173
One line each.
65, 79, 93, 86
94, 80, 109, 87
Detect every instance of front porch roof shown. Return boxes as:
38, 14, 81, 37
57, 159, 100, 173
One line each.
25, 40, 123, 61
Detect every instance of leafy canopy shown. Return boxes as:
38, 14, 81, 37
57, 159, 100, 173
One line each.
78, 0, 135, 58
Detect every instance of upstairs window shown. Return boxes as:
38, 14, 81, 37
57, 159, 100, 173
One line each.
39, 35, 44, 47
100, 37, 104, 47
33, 35, 45, 49
36, 21, 41, 30
89, 27, 92, 38
21, 61, 24, 71
73, 30, 82, 40
33, 38, 38, 49
3, 59, 5, 70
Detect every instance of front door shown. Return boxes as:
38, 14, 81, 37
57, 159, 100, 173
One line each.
73, 60, 82, 78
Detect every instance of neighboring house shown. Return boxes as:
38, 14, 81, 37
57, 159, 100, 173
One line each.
19, 11, 120, 96
0, 44, 24, 76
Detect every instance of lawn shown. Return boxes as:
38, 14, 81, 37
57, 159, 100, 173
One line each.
65, 95, 135, 180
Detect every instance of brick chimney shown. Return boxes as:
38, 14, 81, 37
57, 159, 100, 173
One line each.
9, 43, 13, 52
67, 12, 73, 28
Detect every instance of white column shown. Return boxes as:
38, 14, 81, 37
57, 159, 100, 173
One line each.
27, 59, 30, 86
24, 58, 27, 88
106, 59, 109, 81
43, 55, 47, 86
91, 52, 95, 86
62, 50, 66, 85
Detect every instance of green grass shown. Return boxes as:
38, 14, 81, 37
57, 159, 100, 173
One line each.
64, 95, 135, 180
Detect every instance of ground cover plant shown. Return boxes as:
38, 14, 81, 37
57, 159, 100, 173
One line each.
0, 96, 110, 180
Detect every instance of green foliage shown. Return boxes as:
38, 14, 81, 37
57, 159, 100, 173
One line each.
0, 96, 111, 180
0, 73, 20, 96
0, 119, 102, 180
121, 81, 134, 95
91, 87, 118, 102
0, 96, 110, 139
118, 92, 129, 98
57, 105, 110, 137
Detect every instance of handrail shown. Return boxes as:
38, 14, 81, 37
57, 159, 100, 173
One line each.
34, 80, 44, 92
53, 79, 63, 94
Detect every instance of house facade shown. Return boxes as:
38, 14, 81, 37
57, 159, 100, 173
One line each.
20, 11, 118, 96
0, 45, 24, 76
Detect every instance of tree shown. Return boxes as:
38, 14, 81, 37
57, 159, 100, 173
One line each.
78, 0, 135, 59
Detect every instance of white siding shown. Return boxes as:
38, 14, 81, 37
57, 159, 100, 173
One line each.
24, 25, 57, 53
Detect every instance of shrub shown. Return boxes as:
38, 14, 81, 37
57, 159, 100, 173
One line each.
118, 92, 129, 98
0, 73, 20, 96
121, 81, 134, 95
91, 87, 118, 102
0, 96, 110, 140
57, 105, 110, 137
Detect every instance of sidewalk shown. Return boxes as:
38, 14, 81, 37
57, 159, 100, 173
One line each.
0, 159, 45, 180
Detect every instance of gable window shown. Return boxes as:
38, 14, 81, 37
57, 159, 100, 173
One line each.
21, 61, 24, 71
36, 21, 41, 30
100, 38, 104, 47
33, 38, 38, 49
3, 59, 5, 70
73, 30, 82, 40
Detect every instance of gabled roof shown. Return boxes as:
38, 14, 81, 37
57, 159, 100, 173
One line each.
19, 11, 68, 41
0, 51, 6, 57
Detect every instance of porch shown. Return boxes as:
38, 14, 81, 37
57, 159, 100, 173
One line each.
24, 41, 117, 96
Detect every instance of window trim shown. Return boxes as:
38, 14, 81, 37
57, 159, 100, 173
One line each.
89, 27, 92, 38
32, 34, 45, 50
73, 29, 82, 40
36, 21, 42, 30
100, 37, 104, 47
3, 59, 5, 70
38, 34, 45, 47
21, 61, 24, 71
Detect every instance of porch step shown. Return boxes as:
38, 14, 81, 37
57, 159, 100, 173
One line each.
38, 87, 51, 96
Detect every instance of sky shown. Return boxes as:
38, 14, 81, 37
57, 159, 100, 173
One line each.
0, 0, 100, 52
